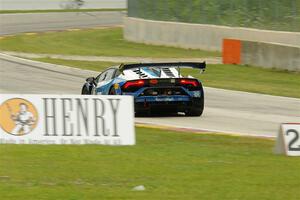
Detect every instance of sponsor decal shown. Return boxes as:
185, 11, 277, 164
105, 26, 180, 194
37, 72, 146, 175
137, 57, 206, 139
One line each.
0, 98, 38, 136
114, 84, 119, 90
0, 95, 135, 145
155, 97, 175, 102
193, 91, 201, 97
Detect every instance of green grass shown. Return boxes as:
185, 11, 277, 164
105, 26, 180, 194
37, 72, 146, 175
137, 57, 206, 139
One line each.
0, 9, 126, 14
35, 58, 118, 72
182, 65, 300, 98
0, 127, 299, 200
0, 28, 220, 58
34, 58, 300, 98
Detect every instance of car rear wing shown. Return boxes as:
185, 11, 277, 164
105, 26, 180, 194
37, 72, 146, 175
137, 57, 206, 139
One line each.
119, 62, 206, 70
119, 62, 206, 77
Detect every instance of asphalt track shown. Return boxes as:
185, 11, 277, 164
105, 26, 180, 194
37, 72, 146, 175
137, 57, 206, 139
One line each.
0, 11, 124, 35
0, 12, 299, 137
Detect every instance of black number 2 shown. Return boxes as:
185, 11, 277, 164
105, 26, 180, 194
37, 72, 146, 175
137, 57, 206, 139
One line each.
286, 129, 300, 151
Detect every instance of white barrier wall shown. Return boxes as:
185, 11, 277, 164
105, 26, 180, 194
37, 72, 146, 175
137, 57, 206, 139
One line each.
0, 0, 126, 10
241, 41, 300, 71
124, 17, 300, 51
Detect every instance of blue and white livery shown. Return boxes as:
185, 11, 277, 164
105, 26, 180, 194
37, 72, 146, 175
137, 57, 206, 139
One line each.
81, 62, 206, 116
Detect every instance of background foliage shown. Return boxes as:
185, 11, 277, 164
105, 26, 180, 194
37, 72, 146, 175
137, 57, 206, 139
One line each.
128, 0, 300, 32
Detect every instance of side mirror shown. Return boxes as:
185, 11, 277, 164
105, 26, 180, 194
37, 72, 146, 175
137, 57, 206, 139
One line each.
86, 77, 95, 83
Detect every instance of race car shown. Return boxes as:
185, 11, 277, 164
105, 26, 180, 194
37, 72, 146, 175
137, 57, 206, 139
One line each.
81, 62, 206, 116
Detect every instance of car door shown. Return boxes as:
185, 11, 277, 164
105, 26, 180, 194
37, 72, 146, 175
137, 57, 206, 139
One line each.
95, 69, 116, 95
91, 70, 107, 95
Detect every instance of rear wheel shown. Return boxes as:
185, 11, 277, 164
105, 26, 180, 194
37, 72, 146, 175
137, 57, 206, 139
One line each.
109, 87, 116, 95
135, 111, 148, 117
186, 95, 204, 117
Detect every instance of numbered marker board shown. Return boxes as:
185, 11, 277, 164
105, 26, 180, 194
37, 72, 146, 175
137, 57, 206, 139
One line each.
274, 123, 300, 156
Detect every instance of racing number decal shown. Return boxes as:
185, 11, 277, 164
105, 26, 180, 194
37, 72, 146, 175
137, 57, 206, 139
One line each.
274, 124, 300, 156
286, 129, 300, 151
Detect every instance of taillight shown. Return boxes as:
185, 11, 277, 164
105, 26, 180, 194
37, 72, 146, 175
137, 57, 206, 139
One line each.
180, 79, 199, 87
149, 79, 158, 85
122, 80, 145, 92
123, 80, 145, 88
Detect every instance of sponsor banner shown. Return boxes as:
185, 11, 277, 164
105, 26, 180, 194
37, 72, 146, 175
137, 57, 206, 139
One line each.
0, 94, 135, 145
274, 123, 300, 156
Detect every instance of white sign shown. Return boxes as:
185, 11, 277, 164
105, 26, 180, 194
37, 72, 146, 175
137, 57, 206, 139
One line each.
274, 123, 300, 156
0, 94, 135, 145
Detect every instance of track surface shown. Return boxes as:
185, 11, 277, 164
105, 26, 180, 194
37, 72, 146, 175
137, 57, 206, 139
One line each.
0, 12, 299, 137
0, 11, 124, 35
1, 55, 299, 137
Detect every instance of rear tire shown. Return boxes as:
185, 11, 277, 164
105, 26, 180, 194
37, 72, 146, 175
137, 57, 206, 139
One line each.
186, 107, 203, 116
109, 87, 116, 95
186, 95, 204, 117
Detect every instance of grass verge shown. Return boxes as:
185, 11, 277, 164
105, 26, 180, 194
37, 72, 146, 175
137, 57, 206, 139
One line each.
0, 28, 220, 58
34, 58, 300, 98
0, 9, 126, 14
0, 127, 299, 200
35, 58, 117, 72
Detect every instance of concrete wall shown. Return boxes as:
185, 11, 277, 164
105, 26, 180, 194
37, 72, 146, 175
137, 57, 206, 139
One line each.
241, 41, 300, 71
124, 17, 300, 51
0, 0, 126, 10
